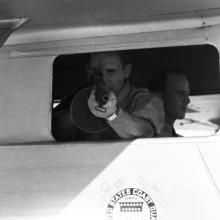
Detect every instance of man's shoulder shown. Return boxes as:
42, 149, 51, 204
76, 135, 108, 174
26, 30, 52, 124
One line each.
129, 85, 152, 100
126, 85, 163, 113
129, 85, 160, 103
130, 85, 151, 93
128, 85, 165, 135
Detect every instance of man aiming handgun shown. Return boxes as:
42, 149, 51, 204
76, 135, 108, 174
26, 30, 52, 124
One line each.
52, 51, 165, 141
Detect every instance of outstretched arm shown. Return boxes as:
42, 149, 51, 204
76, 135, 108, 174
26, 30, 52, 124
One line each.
88, 89, 165, 139
108, 108, 154, 138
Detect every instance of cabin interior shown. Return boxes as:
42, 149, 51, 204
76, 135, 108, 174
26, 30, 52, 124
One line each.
53, 45, 220, 138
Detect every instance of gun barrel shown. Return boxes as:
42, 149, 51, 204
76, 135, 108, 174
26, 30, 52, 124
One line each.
92, 68, 110, 107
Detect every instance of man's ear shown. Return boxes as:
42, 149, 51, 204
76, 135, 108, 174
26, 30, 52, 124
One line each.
124, 64, 132, 79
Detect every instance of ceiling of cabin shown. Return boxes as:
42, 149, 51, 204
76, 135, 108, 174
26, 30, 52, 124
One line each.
1, 0, 220, 45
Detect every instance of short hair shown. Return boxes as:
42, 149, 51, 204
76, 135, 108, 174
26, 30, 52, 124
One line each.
148, 69, 187, 94
89, 50, 131, 68
117, 50, 132, 67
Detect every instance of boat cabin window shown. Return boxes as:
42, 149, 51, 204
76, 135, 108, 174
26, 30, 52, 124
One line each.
52, 45, 220, 140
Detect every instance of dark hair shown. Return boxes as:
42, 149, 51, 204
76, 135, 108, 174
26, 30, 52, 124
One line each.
89, 50, 131, 68
117, 50, 131, 67
148, 69, 187, 94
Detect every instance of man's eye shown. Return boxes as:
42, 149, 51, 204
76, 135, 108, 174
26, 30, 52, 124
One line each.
106, 68, 116, 73
178, 91, 189, 98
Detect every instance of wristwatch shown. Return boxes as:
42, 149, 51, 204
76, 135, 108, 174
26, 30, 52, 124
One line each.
106, 107, 120, 122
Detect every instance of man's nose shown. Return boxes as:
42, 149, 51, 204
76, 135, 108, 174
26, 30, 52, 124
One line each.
102, 72, 109, 82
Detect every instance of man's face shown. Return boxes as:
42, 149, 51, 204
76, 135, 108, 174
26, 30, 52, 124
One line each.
164, 73, 190, 120
88, 52, 130, 95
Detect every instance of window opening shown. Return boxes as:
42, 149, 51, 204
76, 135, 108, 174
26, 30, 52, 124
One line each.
52, 45, 220, 140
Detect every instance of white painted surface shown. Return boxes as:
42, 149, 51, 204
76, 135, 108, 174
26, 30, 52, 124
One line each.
1, 0, 220, 48
0, 139, 219, 219
0, 141, 128, 218
1, 0, 220, 45
0, 56, 55, 143
198, 142, 220, 195
4, 9, 220, 46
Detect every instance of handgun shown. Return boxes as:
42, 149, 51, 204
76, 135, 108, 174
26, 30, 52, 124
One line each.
91, 67, 110, 112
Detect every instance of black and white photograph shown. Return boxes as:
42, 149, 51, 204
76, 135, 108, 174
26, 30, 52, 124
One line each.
0, 0, 220, 219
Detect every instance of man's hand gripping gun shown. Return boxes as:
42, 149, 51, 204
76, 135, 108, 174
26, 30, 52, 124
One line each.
70, 67, 111, 133
91, 67, 110, 112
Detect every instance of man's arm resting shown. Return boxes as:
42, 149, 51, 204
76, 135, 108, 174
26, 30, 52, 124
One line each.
108, 108, 155, 139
